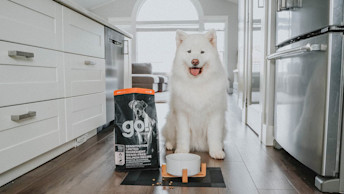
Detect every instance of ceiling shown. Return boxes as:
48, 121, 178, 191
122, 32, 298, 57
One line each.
225, 0, 238, 3
71, 0, 237, 10
70, 0, 115, 10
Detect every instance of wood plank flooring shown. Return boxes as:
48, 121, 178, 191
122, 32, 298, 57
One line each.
0, 95, 327, 193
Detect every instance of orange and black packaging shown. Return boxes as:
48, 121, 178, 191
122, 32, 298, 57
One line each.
113, 88, 160, 171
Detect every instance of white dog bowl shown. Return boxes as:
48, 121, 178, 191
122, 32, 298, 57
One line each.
166, 153, 201, 176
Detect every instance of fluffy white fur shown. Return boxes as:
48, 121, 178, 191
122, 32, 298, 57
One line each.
162, 29, 228, 159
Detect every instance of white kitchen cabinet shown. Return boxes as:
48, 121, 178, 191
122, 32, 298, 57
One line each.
0, 41, 64, 107
65, 92, 106, 141
63, 7, 105, 58
0, 0, 63, 50
0, 0, 126, 187
64, 53, 105, 97
0, 99, 65, 174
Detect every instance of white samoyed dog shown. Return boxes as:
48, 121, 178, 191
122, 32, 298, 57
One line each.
162, 29, 228, 159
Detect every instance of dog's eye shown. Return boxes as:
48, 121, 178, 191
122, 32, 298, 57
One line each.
201, 51, 205, 54
187, 50, 191, 53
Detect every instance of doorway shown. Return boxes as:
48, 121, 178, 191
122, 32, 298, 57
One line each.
245, 0, 266, 135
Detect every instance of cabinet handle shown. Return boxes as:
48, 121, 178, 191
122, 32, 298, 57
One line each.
85, 60, 96, 65
11, 111, 36, 121
111, 39, 123, 47
8, 51, 34, 58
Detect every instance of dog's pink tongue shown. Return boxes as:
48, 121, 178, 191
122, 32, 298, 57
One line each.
190, 68, 201, 76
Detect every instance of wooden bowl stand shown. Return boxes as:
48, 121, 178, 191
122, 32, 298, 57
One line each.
161, 163, 206, 183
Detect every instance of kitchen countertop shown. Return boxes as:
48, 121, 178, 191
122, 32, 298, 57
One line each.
54, 0, 133, 39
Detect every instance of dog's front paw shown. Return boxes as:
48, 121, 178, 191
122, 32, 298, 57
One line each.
209, 150, 225, 160
174, 147, 189, 153
165, 142, 174, 150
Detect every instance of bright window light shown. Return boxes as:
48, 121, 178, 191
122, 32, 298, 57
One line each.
138, 31, 198, 73
204, 23, 226, 64
136, 0, 226, 73
137, 30, 225, 73
204, 23, 225, 31
136, 23, 199, 30
137, 0, 198, 21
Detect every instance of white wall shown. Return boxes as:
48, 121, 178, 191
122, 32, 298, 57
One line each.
237, 0, 245, 109
199, 0, 237, 16
197, 0, 238, 85
91, 0, 238, 83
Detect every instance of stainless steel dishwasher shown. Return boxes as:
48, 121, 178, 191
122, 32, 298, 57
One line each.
105, 27, 125, 124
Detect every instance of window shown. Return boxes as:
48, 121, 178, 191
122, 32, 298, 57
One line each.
204, 23, 226, 64
136, 0, 226, 73
136, 0, 200, 73
137, 31, 198, 73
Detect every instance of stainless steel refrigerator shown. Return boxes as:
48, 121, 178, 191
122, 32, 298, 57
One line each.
268, 0, 344, 192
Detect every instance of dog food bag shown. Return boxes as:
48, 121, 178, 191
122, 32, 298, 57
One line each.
113, 88, 160, 171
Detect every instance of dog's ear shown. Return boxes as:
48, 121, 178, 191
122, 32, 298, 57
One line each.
141, 100, 148, 109
128, 100, 135, 109
176, 30, 188, 47
204, 29, 217, 48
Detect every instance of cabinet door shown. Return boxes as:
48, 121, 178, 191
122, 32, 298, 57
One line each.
0, 99, 66, 174
0, 0, 62, 50
65, 92, 106, 141
0, 41, 64, 107
64, 53, 105, 97
63, 7, 105, 58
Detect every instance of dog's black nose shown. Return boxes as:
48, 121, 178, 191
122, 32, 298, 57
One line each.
191, 59, 199, 66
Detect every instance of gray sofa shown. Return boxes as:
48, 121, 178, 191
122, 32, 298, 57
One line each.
131, 63, 168, 93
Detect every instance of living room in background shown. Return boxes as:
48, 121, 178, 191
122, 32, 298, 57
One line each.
135, 0, 227, 73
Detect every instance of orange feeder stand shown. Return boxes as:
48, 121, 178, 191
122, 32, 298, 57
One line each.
161, 163, 207, 183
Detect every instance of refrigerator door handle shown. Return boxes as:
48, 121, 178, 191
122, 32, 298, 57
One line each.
267, 43, 327, 60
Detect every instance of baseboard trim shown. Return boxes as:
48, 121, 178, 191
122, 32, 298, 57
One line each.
0, 128, 98, 187
261, 124, 274, 146
75, 128, 97, 147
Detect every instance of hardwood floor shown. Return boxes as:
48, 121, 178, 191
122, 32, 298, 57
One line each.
0, 95, 326, 194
